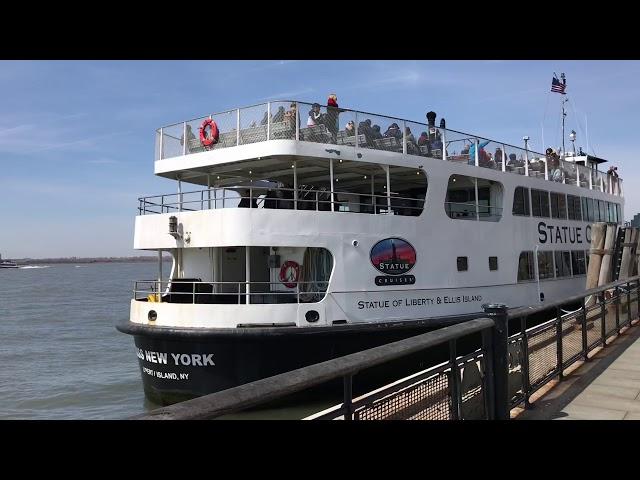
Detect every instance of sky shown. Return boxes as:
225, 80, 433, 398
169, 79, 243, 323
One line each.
1, 60, 638, 258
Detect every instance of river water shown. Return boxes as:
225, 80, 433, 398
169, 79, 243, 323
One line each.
0, 262, 343, 419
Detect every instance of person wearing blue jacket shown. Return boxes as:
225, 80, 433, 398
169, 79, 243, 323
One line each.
468, 140, 490, 165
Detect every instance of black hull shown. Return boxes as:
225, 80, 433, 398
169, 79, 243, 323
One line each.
117, 315, 485, 406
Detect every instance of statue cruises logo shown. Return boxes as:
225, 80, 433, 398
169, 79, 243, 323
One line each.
370, 238, 416, 286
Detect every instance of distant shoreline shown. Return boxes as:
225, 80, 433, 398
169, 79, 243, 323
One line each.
9, 256, 170, 265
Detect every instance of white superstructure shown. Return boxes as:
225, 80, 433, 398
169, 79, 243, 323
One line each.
130, 100, 624, 330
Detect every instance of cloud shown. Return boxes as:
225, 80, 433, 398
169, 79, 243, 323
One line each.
263, 88, 315, 100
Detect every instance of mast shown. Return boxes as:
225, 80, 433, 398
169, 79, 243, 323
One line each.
560, 73, 567, 155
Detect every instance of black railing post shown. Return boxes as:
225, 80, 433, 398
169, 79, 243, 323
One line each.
581, 296, 589, 361
627, 281, 632, 326
480, 328, 495, 420
520, 315, 532, 409
600, 294, 607, 347
556, 307, 564, 381
615, 286, 620, 334
449, 339, 462, 420
343, 374, 353, 421
483, 303, 509, 420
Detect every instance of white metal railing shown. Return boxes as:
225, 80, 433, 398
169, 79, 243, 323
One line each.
156, 101, 623, 197
134, 280, 329, 305
138, 186, 424, 216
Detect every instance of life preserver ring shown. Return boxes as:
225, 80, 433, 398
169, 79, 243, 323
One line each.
279, 261, 300, 289
199, 119, 219, 148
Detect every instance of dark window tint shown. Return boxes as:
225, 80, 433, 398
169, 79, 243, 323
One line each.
550, 192, 567, 219
538, 251, 554, 279
531, 189, 550, 218
457, 256, 468, 271
572, 250, 586, 275
586, 198, 595, 222
616, 204, 621, 224
517, 251, 534, 282
555, 251, 571, 277
513, 187, 530, 216
489, 256, 498, 271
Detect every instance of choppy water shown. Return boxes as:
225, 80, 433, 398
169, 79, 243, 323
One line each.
0, 262, 340, 419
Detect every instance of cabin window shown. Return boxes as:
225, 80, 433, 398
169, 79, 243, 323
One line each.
607, 202, 616, 223
445, 175, 503, 222
567, 195, 582, 221
598, 200, 607, 223
537, 251, 554, 280
512, 187, 530, 216
572, 250, 586, 275
489, 256, 498, 271
457, 256, 468, 271
550, 192, 567, 219
555, 251, 571, 277
616, 204, 621, 224
531, 189, 550, 218
517, 251, 534, 282
388, 165, 427, 217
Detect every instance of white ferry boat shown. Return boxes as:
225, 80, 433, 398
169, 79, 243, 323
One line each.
117, 97, 624, 405
0, 254, 18, 269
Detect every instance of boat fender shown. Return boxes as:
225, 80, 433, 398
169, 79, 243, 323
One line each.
199, 118, 219, 148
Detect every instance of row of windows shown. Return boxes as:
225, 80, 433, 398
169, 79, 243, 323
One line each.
517, 250, 588, 282
513, 187, 621, 223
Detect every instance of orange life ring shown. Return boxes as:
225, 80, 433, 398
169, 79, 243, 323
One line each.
199, 119, 219, 148
279, 261, 300, 289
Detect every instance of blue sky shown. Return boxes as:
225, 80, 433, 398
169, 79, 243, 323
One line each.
1, 60, 638, 258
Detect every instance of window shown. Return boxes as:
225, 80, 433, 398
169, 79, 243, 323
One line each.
607, 202, 616, 223
489, 256, 498, 271
586, 197, 595, 222
572, 250, 586, 275
616, 204, 621, 224
517, 251, 534, 282
550, 192, 567, 219
445, 175, 503, 222
585, 249, 590, 270
531, 189, 550, 218
567, 195, 582, 221
538, 251, 554, 279
555, 251, 571, 277
457, 256, 468, 271
598, 200, 607, 222
512, 187, 530, 216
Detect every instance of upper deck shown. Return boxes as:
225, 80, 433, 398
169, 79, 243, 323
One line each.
155, 101, 623, 197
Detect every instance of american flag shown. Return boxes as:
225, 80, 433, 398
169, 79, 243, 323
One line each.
551, 74, 566, 94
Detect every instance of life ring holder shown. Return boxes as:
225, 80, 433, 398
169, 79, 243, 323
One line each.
279, 261, 300, 289
199, 118, 219, 149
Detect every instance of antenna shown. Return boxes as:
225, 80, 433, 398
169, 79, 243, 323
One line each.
541, 122, 545, 151
585, 114, 590, 155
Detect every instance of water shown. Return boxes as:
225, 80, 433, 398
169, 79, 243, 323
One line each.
0, 262, 342, 419
0, 262, 161, 419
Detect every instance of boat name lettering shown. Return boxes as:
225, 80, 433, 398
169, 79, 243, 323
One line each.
357, 295, 483, 310
538, 222, 591, 245
137, 348, 215, 366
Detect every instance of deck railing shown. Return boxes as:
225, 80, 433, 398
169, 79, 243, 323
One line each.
156, 101, 623, 197
138, 185, 424, 216
134, 279, 329, 305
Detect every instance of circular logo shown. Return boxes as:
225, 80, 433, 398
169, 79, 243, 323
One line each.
370, 238, 416, 276
279, 261, 300, 288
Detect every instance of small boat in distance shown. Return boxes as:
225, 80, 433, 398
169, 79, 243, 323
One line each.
0, 254, 18, 269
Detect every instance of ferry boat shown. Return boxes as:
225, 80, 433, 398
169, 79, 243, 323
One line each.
0, 254, 18, 269
117, 96, 624, 405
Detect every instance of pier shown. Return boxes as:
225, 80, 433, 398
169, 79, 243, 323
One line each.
132, 275, 640, 420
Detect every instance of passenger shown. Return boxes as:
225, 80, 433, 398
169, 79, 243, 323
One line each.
418, 131, 429, 146
263, 189, 279, 209
468, 140, 490, 165
284, 102, 299, 130
260, 111, 269, 126
383, 122, 402, 141
426, 111, 437, 128
307, 103, 324, 127
180, 124, 197, 153
272, 106, 285, 124
405, 127, 419, 154
545, 148, 562, 181
325, 94, 341, 142
343, 120, 356, 137
358, 119, 373, 145
439, 118, 446, 129
370, 125, 383, 140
